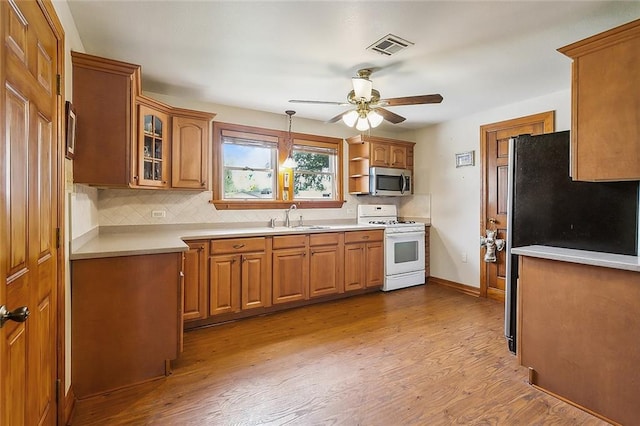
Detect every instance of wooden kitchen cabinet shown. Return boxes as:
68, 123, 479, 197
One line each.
137, 100, 170, 188
183, 241, 208, 322
344, 230, 384, 290
172, 110, 213, 189
71, 51, 140, 186
272, 235, 309, 304
71, 51, 215, 189
71, 253, 183, 398
517, 255, 640, 425
346, 135, 415, 194
309, 233, 344, 297
558, 18, 640, 181
209, 237, 271, 316
371, 142, 407, 168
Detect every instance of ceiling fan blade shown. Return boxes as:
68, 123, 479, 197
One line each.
327, 111, 348, 123
381, 94, 443, 106
376, 107, 406, 124
288, 99, 348, 106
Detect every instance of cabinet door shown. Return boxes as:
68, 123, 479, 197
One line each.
272, 248, 308, 304
209, 254, 241, 315
370, 142, 390, 167
241, 252, 271, 310
137, 104, 170, 188
365, 241, 384, 287
172, 116, 209, 189
344, 243, 366, 291
183, 241, 208, 321
389, 145, 407, 169
309, 245, 343, 297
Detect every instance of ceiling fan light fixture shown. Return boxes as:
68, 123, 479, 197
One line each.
352, 77, 373, 101
356, 116, 370, 132
367, 110, 383, 128
342, 110, 359, 127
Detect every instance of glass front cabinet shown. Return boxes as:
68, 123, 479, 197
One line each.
137, 102, 170, 188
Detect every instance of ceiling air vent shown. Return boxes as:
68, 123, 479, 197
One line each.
367, 34, 414, 56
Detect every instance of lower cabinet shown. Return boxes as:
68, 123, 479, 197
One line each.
209, 237, 271, 316
71, 253, 182, 398
309, 233, 344, 297
183, 229, 384, 328
344, 230, 384, 290
272, 234, 309, 304
183, 241, 208, 321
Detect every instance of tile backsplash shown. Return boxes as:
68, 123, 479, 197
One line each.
98, 189, 364, 226
70, 184, 430, 239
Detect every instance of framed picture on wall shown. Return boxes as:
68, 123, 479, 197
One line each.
455, 150, 474, 168
65, 101, 76, 160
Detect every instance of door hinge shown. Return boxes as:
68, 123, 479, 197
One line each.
56, 228, 61, 249
56, 74, 61, 96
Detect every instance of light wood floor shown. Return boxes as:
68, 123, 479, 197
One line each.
71, 284, 607, 425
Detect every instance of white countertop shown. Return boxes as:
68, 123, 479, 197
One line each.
70, 223, 386, 260
511, 245, 640, 272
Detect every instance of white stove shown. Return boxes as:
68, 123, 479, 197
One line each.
357, 205, 426, 291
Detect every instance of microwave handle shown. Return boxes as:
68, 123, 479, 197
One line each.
400, 173, 407, 194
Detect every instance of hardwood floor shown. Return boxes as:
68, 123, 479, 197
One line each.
71, 284, 607, 425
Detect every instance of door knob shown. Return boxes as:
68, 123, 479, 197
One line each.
0, 305, 30, 328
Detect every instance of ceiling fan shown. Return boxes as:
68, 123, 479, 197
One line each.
289, 68, 443, 131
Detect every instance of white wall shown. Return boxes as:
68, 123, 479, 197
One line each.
414, 90, 571, 288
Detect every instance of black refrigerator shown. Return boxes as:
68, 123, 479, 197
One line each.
504, 131, 639, 353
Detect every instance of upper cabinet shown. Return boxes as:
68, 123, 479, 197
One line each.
137, 99, 170, 188
346, 134, 415, 194
172, 109, 212, 190
558, 19, 640, 181
71, 52, 215, 189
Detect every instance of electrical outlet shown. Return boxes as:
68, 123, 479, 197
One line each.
152, 210, 166, 218
461, 252, 468, 263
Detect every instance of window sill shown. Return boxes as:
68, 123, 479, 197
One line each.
211, 200, 346, 210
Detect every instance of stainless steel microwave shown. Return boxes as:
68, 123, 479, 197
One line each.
369, 167, 412, 196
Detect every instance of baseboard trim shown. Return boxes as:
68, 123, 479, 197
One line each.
64, 386, 76, 425
430, 277, 481, 297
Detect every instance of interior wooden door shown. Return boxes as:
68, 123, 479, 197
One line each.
480, 112, 554, 301
1, 0, 61, 424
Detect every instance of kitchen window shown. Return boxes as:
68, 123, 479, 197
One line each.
292, 144, 337, 200
222, 136, 277, 200
212, 122, 344, 209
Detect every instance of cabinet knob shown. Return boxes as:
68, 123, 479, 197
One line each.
201, 182, 206, 187
133, 176, 138, 180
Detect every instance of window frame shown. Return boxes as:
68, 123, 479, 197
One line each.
291, 139, 338, 201
212, 122, 344, 210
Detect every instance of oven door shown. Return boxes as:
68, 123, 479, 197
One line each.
385, 231, 425, 276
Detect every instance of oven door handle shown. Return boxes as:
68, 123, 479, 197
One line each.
386, 231, 425, 239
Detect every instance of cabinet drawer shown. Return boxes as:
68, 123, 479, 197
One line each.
309, 232, 340, 246
345, 230, 383, 244
272, 234, 308, 249
210, 237, 266, 254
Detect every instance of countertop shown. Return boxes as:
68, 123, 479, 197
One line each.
70, 222, 387, 260
511, 245, 640, 272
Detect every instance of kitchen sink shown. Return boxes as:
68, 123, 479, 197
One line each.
291, 225, 331, 230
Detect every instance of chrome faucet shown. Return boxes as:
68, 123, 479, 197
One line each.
285, 204, 297, 227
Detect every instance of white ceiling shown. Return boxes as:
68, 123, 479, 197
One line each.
67, 1, 640, 130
